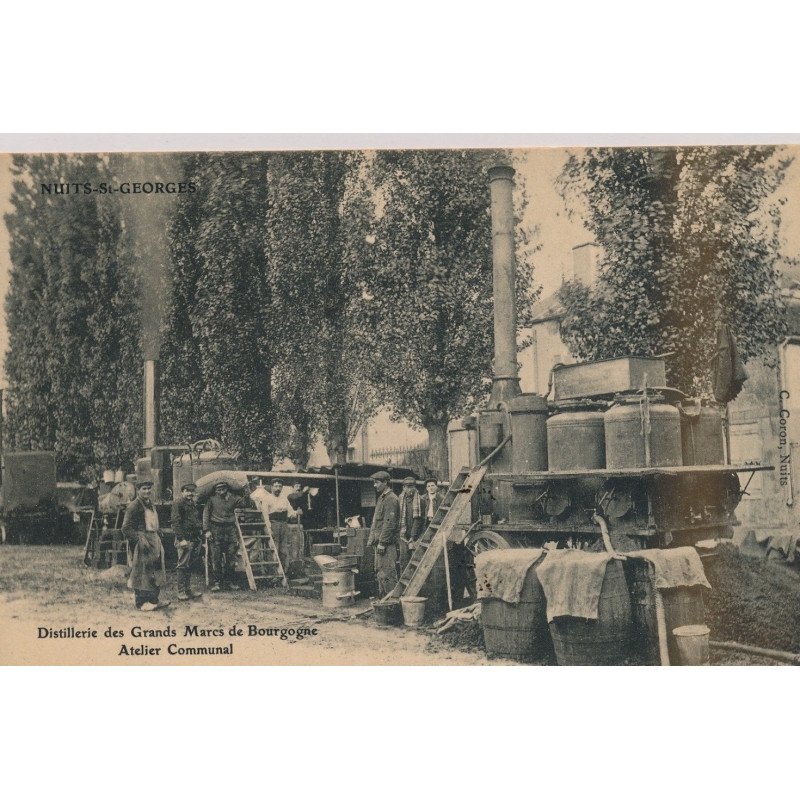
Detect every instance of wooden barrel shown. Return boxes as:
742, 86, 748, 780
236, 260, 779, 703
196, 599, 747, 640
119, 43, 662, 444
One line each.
481, 561, 552, 662
623, 558, 706, 665
549, 559, 632, 666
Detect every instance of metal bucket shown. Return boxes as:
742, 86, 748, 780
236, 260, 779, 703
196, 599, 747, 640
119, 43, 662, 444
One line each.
373, 598, 403, 626
400, 596, 427, 627
672, 624, 710, 666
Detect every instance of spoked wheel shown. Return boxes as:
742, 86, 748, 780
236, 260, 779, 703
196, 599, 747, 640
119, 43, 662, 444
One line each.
465, 529, 541, 555
463, 530, 538, 600
465, 529, 512, 555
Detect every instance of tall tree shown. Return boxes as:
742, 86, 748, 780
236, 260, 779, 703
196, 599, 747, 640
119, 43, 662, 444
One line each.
556, 146, 791, 393
4, 154, 142, 480
266, 151, 378, 466
352, 150, 538, 478
160, 154, 222, 446
160, 153, 277, 465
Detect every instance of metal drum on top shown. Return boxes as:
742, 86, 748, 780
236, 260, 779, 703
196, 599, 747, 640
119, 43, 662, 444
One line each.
680, 400, 724, 466
604, 394, 682, 469
547, 405, 606, 471
506, 393, 549, 473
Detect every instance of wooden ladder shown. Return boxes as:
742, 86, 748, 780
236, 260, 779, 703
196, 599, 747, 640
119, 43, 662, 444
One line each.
234, 508, 288, 590
386, 464, 487, 600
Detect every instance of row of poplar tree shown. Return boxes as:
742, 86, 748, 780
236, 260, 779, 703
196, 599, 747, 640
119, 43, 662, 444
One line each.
3, 146, 791, 483
3, 150, 537, 481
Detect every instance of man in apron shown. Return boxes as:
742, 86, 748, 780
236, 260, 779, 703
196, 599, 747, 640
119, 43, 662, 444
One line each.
122, 480, 169, 611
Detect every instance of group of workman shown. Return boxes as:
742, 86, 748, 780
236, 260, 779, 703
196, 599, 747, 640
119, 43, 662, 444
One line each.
120, 470, 446, 612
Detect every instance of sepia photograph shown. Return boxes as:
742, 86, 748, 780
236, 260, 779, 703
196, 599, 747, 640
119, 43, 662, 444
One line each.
0, 143, 798, 666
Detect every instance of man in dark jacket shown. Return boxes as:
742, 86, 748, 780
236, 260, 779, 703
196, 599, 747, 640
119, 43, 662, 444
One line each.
367, 471, 400, 597
398, 476, 423, 570
422, 478, 446, 527
122, 480, 169, 611
171, 482, 203, 601
202, 481, 253, 592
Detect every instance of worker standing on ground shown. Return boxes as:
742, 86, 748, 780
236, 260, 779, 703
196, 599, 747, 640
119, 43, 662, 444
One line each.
171, 482, 204, 601
203, 481, 253, 592
122, 480, 170, 611
398, 476, 423, 570
251, 478, 298, 573
286, 482, 307, 573
367, 471, 400, 597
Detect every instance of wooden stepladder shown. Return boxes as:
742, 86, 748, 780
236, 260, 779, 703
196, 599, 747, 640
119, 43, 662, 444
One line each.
233, 508, 288, 590
386, 465, 487, 600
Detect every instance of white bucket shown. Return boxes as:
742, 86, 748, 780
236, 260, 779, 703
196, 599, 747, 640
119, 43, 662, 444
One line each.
672, 624, 711, 666
400, 596, 427, 628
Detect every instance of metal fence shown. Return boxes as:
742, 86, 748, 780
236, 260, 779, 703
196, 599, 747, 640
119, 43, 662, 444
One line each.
370, 445, 429, 467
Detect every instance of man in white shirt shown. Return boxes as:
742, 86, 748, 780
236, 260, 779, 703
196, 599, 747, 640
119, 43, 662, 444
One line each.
251, 478, 298, 571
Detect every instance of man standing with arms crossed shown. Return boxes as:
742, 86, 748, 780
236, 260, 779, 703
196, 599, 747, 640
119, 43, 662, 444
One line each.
203, 480, 253, 592
367, 471, 400, 597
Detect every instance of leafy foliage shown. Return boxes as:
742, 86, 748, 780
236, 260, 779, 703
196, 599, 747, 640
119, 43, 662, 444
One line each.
160, 154, 276, 464
4, 154, 142, 481
351, 150, 538, 475
556, 146, 790, 393
266, 151, 379, 466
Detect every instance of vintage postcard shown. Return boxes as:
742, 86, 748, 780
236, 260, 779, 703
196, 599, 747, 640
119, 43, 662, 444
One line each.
1, 144, 798, 666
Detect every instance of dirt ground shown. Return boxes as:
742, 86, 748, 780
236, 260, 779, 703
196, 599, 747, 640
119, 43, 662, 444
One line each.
0, 546, 515, 666
1, 544, 796, 666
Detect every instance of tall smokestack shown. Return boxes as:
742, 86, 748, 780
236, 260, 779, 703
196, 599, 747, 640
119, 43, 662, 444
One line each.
144, 360, 160, 450
488, 164, 521, 404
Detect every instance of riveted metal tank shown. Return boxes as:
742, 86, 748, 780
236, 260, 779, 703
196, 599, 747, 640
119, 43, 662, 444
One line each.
605, 396, 683, 469
680, 401, 725, 466
507, 394, 549, 473
547, 410, 606, 471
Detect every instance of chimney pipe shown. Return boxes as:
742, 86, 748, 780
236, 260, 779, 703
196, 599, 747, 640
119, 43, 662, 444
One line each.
144, 360, 160, 450
488, 164, 521, 404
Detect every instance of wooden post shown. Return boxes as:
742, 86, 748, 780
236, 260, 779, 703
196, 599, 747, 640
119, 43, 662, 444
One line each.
654, 589, 671, 666
442, 533, 453, 611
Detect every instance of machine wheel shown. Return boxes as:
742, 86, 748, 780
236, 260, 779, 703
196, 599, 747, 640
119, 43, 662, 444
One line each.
465, 529, 513, 555
462, 530, 531, 602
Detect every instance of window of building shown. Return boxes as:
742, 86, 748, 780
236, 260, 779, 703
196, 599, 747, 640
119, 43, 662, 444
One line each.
729, 421, 764, 498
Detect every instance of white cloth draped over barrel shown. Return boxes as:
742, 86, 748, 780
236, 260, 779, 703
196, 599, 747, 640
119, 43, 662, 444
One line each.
625, 546, 711, 590
475, 549, 544, 605
534, 550, 615, 622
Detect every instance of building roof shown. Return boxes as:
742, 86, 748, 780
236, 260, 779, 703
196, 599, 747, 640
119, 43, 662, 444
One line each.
530, 289, 565, 324
783, 291, 800, 336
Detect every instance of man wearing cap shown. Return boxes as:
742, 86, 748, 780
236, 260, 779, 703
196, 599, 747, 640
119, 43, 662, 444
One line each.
202, 481, 254, 592
398, 476, 423, 570
251, 478, 298, 573
171, 483, 203, 601
122, 480, 170, 611
423, 478, 446, 527
367, 471, 401, 596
